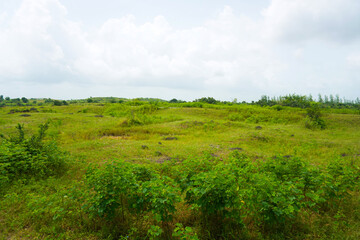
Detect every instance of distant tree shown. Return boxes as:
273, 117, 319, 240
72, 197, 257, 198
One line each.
21, 97, 29, 103
0, 95, 3, 102
195, 97, 218, 104
324, 95, 329, 103
5, 97, 10, 101
87, 98, 93, 103
335, 94, 340, 104
12, 98, 21, 103
53, 100, 62, 106
62, 100, 68, 105
169, 98, 179, 103
169, 98, 186, 103
318, 94, 323, 103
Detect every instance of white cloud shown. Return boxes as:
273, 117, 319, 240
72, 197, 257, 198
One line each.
0, 0, 359, 100
347, 54, 360, 67
263, 0, 360, 43
0, 0, 70, 81
71, 5, 278, 91
293, 48, 304, 58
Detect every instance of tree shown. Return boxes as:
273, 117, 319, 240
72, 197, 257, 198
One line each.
21, 97, 29, 103
195, 97, 218, 104
318, 94, 323, 103
53, 100, 62, 106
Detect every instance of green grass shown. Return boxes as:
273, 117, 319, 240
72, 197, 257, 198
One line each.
0, 102, 359, 239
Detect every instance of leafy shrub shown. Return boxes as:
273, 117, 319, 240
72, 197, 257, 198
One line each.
176, 153, 252, 238
172, 223, 199, 240
174, 153, 359, 237
53, 100, 63, 106
85, 161, 181, 237
0, 123, 68, 190
305, 103, 326, 129
85, 161, 137, 219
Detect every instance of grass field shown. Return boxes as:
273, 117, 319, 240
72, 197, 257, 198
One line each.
1, 101, 359, 239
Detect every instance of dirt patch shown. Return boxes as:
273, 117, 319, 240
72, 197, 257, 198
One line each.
164, 137, 178, 140
229, 147, 243, 151
101, 136, 129, 140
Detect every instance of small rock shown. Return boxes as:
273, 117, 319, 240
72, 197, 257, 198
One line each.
291, 134, 294, 137
255, 126, 262, 130
158, 142, 162, 145
210, 144, 220, 149
141, 145, 149, 149
20, 114, 31, 117
230, 147, 243, 151
283, 155, 292, 158
95, 115, 104, 118
165, 137, 178, 140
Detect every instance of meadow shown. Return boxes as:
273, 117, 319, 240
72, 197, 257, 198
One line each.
0, 97, 359, 239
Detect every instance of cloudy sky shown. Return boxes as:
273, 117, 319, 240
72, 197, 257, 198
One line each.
1, 0, 360, 101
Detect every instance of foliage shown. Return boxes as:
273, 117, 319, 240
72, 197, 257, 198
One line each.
194, 97, 218, 104
305, 103, 326, 129
0, 122, 68, 190
172, 223, 199, 240
256, 94, 360, 110
84, 161, 181, 237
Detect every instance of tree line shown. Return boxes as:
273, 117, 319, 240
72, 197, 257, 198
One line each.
1, 94, 359, 109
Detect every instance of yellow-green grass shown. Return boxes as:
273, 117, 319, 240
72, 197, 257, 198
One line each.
1, 103, 359, 165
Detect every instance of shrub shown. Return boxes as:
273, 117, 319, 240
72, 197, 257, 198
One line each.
84, 161, 181, 237
53, 100, 63, 106
305, 103, 326, 129
0, 122, 68, 190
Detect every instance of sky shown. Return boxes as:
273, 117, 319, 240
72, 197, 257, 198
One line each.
0, 0, 360, 101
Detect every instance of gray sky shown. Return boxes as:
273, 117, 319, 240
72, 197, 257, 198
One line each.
1, 0, 359, 101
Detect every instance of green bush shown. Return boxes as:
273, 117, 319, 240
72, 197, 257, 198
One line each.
0, 123, 68, 190
305, 103, 326, 129
84, 161, 181, 238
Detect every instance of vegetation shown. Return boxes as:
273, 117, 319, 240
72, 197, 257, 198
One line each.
0, 94, 359, 239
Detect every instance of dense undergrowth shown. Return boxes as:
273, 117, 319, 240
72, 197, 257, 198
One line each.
0, 122, 68, 190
